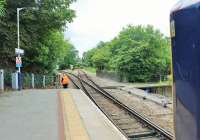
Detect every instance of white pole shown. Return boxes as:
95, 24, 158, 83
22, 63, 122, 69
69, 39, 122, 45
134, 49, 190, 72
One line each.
17, 8, 21, 73
17, 9, 20, 49
0, 69, 4, 91
32, 73, 35, 88
43, 75, 46, 88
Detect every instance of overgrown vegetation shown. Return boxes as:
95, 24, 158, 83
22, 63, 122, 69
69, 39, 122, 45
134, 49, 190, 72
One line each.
0, 0, 78, 74
83, 25, 171, 82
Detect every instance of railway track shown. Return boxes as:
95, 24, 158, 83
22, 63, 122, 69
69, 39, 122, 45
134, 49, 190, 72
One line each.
66, 71, 173, 140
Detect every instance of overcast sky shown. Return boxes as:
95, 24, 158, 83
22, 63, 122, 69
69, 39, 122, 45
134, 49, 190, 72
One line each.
64, 0, 178, 56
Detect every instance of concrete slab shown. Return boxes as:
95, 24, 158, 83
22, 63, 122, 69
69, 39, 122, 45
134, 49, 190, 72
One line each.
68, 89, 127, 140
0, 89, 59, 140
121, 87, 172, 108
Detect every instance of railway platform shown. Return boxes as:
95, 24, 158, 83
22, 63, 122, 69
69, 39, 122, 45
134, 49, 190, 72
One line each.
0, 89, 126, 140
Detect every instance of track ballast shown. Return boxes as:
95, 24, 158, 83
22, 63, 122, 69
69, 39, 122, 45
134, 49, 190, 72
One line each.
66, 71, 173, 140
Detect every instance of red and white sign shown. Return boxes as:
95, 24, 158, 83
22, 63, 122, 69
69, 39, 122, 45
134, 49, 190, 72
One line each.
16, 57, 22, 67
16, 57, 22, 64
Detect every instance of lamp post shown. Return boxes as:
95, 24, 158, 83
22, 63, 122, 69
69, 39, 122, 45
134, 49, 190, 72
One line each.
17, 8, 23, 73
16, 7, 37, 90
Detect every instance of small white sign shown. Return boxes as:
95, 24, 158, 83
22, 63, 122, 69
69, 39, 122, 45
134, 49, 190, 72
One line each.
15, 48, 24, 55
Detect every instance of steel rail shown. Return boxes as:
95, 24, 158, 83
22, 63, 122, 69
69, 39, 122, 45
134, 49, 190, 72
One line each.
67, 72, 129, 139
67, 72, 174, 140
79, 71, 174, 139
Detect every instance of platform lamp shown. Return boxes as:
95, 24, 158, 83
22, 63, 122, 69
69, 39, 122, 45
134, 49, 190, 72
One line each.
16, 6, 38, 90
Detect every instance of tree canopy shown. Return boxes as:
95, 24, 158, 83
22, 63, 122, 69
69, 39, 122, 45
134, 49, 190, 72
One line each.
0, 0, 5, 16
83, 25, 171, 82
0, 0, 78, 74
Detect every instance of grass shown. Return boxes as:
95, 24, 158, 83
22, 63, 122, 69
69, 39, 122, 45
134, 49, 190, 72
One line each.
129, 81, 172, 88
83, 67, 96, 74
83, 68, 172, 88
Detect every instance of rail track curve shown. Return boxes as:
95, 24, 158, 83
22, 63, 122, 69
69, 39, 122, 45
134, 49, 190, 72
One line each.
65, 71, 173, 140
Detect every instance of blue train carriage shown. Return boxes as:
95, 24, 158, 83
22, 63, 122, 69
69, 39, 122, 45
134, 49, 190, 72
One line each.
170, 0, 200, 140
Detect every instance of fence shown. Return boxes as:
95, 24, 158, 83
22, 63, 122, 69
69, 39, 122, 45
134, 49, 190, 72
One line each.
4, 70, 12, 89
0, 69, 60, 92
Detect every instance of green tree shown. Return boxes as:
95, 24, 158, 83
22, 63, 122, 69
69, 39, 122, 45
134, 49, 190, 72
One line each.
82, 48, 97, 67
82, 41, 110, 69
92, 45, 111, 70
0, 0, 5, 16
59, 42, 79, 70
0, 0, 76, 73
109, 25, 170, 82
84, 25, 170, 82
26, 31, 67, 73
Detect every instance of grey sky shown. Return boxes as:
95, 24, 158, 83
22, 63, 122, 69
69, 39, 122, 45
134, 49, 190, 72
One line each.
65, 0, 178, 56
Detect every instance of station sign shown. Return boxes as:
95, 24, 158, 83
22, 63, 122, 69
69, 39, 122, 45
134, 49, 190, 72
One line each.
15, 48, 24, 55
16, 56, 22, 68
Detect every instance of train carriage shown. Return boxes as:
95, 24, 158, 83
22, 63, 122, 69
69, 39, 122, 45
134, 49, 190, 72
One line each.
171, 0, 200, 139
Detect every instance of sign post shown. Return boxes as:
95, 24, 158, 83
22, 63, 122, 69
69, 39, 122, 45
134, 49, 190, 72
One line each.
15, 48, 24, 90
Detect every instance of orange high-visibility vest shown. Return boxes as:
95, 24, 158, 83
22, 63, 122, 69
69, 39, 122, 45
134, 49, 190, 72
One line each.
62, 76, 70, 85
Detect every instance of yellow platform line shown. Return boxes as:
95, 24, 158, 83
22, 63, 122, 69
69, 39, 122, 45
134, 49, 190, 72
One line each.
61, 92, 90, 140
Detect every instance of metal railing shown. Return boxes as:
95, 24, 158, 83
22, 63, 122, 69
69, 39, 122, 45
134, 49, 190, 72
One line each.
0, 69, 60, 92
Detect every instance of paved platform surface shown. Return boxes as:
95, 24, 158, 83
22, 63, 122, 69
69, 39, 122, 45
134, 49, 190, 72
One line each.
69, 89, 126, 140
0, 89, 59, 140
0, 89, 127, 140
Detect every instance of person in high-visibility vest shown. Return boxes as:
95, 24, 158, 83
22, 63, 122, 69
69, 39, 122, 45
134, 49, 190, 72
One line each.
61, 74, 70, 88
